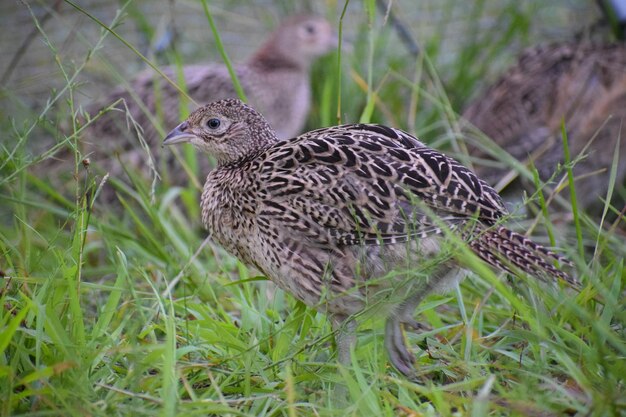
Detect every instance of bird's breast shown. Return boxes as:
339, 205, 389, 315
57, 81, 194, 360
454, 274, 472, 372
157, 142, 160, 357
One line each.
201, 173, 259, 264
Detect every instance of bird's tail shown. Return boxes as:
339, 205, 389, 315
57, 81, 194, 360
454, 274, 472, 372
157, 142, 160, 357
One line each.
468, 226, 578, 288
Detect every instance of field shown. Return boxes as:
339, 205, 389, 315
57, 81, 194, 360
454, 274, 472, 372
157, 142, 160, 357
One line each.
1, 1, 624, 416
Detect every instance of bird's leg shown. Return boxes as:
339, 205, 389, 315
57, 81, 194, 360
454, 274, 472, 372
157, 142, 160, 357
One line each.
331, 315, 357, 367
384, 317, 416, 376
385, 267, 460, 375
385, 291, 428, 377
400, 266, 460, 332
396, 291, 431, 333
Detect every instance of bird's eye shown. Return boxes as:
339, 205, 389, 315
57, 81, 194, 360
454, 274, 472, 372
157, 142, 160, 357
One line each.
207, 118, 221, 129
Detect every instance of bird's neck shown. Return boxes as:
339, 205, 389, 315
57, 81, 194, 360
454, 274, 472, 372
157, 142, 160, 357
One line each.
217, 131, 277, 167
248, 43, 305, 72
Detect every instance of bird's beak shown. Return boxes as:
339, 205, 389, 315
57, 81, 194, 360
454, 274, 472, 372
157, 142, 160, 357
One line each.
163, 121, 194, 146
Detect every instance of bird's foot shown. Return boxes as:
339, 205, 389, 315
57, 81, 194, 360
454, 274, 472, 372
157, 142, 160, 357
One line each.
384, 319, 416, 377
402, 319, 431, 333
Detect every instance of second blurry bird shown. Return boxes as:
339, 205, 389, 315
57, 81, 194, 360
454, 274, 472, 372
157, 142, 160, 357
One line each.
81, 15, 336, 183
463, 41, 626, 210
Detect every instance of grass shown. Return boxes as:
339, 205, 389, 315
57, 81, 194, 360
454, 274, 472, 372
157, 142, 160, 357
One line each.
1, 0, 625, 416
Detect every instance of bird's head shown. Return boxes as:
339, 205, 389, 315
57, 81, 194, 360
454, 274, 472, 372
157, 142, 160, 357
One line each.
251, 15, 337, 70
163, 99, 278, 165
286, 15, 337, 63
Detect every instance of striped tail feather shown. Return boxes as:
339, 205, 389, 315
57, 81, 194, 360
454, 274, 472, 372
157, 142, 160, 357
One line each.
468, 226, 578, 287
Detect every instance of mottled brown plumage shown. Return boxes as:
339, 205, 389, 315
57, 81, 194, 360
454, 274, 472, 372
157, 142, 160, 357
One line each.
165, 99, 574, 376
463, 41, 626, 209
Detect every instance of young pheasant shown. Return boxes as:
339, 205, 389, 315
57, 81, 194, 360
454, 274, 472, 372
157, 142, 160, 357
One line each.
164, 99, 574, 376
80, 15, 336, 183
463, 42, 626, 209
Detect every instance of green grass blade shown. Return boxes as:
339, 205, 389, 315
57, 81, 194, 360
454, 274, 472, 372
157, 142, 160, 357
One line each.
200, 0, 247, 102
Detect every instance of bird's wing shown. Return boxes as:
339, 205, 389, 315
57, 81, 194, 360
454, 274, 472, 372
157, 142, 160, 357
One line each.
87, 64, 244, 144
176, 64, 244, 102
136, 64, 244, 121
463, 43, 579, 152
255, 124, 507, 248
464, 42, 626, 183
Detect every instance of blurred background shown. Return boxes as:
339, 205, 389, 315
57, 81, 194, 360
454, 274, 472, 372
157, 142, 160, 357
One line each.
0, 0, 606, 127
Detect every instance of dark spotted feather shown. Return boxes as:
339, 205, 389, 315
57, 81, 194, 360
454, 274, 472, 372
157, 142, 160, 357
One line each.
257, 124, 506, 247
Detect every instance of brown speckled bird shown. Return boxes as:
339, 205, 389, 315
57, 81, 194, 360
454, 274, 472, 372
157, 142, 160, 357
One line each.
463, 41, 626, 209
82, 15, 336, 181
164, 99, 574, 376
